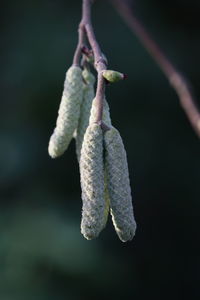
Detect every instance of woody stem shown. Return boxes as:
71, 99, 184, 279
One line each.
74, 0, 108, 127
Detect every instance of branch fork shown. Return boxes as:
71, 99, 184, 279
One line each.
73, 0, 110, 127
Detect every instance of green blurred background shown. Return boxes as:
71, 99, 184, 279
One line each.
1, 0, 200, 299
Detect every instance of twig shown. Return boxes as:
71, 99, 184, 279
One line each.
73, 0, 108, 126
73, 10, 86, 66
110, 0, 200, 137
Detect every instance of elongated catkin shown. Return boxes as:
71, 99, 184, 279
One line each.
104, 127, 136, 242
48, 66, 83, 158
75, 68, 95, 161
89, 97, 112, 229
80, 123, 105, 240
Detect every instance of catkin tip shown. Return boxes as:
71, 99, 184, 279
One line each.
48, 141, 58, 158
116, 222, 137, 242
48, 148, 62, 159
81, 228, 99, 240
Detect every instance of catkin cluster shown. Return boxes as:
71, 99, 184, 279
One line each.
48, 65, 136, 242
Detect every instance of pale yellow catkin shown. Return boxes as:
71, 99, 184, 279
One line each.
48, 66, 83, 158
89, 97, 112, 229
75, 68, 95, 161
104, 127, 137, 242
80, 123, 105, 240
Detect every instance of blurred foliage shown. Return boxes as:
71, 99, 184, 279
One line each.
0, 0, 200, 299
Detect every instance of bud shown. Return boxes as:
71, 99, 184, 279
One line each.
86, 54, 95, 65
80, 124, 105, 240
104, 127, 137, 242
81, 46, 95, 65
48, 66, 83, 158
102, 70, 125, 83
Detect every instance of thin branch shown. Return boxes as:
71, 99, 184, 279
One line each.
72, 14, 86, 66
110, 0, 200, 137
74, 0, 108, 127
83, 0, 108, 126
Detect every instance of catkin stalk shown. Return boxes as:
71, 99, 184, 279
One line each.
80, 123, 105, 240
48, 66, 83, 158
104, 127, 137, 242
89, 97, 112, 127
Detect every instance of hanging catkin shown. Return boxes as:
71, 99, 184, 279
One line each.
89, 97, 112, 229
48, 66, 83, 158
80, 123, 105, 240
104, 127, 137, 242
75, 68, 95, 161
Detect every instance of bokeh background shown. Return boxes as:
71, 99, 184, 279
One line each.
1, 0, 200, 299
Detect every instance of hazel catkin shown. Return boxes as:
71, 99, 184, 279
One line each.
75, 68, 95, 161
80, 123, 105, 240
104, 127, 137, 242
88, 97, 112, 229
48, 65, 83, 158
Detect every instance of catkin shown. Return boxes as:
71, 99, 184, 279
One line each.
80, 123, 105, 240
104, 127, 137, 242
88, 97, 112, 229
48, 66, 83, 158
75, 68, 95, 161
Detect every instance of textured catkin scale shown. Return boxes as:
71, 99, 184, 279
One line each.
80, 123, 105, 240
75, 68, 95, 161
89, 97, 112, 127
48, 66, 83, 158
102, 169, 110, 228
104, 127, 137, 242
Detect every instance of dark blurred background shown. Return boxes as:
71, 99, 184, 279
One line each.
1, 0, 200, 299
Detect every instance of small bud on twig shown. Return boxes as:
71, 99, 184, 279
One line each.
102, 70, 126, 83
